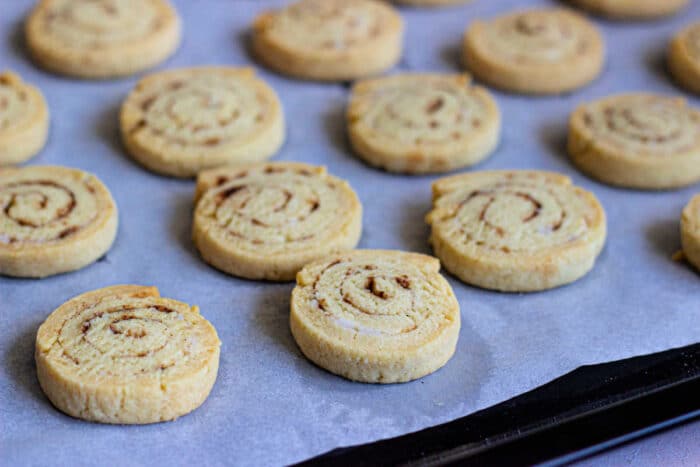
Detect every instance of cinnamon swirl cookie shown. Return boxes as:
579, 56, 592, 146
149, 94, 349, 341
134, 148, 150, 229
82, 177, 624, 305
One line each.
669, 22, 700, 95
0, 166, 117, 278
426, 171, 606, 292
252, 0, 403, 81
290, 250, 460, 383
120, 67, 284, 178
681, 194, 700, 272
193, 162, 362, 281
25, 0, 181, 79
347, 73, 500, 174
36, 285, 221, 424
568, 94, 700, 189
463, 8, 604, 94
0, 72, 49, 166
567, 0, 688, 20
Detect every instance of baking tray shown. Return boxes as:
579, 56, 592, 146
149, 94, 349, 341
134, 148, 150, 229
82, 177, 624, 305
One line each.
1, 1, 700, 465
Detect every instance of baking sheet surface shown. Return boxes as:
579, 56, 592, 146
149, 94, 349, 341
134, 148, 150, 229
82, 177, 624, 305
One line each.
1, 1, 699, 465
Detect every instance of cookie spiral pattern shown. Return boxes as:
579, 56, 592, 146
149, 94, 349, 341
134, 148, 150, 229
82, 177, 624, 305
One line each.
120, 67, 284, 177
252, 0, 403, 81
426, 171, 606, 292
463, 8, 604, 94
348, 73, 500, 174
0, 72, 49, 165
567, 0, 688, 19
290, 250, 460, 383
193, 162, 362, 281
669, 22, 700, 95
568, 94, 700, 189
36, 285, 221, 424
681, 194, 700, 273
26, 0, 180, 78
0, 166, 117, 278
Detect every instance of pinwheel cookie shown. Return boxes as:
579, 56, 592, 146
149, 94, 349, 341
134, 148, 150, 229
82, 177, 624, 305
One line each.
568, 94, 700, 190
36, 285, 221, 424
426, 171, 607, 292
252, 0, 403, 81
669, 22, 700, 95
0, 72, 49, 166
0, 166, 117, 278
25, 0, 181, 79
567, 0, 688, 19
193, 162, 362, 281
681, 194, 700, 272
120, 67, 284, 177
290, 250, 460, 383
463, 8, 604, 94
347, 73, 500, 174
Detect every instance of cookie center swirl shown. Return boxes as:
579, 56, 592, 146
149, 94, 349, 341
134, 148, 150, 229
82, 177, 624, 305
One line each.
138, 76, 271, 147
271, 0, 387, 50
0, 80, 30, 131
584, 96, 700, 156
441, 180, 589, 253
0, 179, 99, 244
42, 0, 161, 48
56, 299, 202, 376
313, 260, 438, 336
489, 11, 586, 63
365, 84, 487, 143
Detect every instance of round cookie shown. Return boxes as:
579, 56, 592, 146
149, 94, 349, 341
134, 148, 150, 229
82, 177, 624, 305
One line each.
36, 285, 221, 424
347, 73, 500, 174
568, 93, 700, 190
395, 0, 470, 6
193, 162, 362, 281
290, 250, 460, 383
0, 166, 118, 278
120, 67, 285, 178
567, 0, 688, 20
681, 194, 700, 272
0, 72, 49, 166
26, 0, 180, 79
669, 22, 700, 95
463, 8, 605, 95
426, 171, 607, 292
252, 0, 403, 81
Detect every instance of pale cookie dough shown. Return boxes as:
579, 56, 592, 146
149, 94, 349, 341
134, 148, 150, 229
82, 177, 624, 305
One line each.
193, 162, 362, 281
567, 0, 688, 20
568, 93, 700, 190
426, 171, 607, 292
463, 8, 605, 95
252, 0, 403, 81
36, 285, 221, 424
681, 194, 700, 272
347, 73, 500, 174
290, 249, 460, 383
0, 166, 118, 278
0, 72, 49, 166
26, 0, 180, 79
669, 22, 700, 95
120, 67, 285, 178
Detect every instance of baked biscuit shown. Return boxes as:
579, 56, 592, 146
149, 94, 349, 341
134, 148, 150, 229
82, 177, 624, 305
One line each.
681, 194, 700, 272
193, 162, 362, 281
0, 166, 117, 278
0, 72, 49, 165
463, 8, 605, 94
36, 285, 220, 424
347, 73, 500, 174
252, 0, 403, 81
26, 0, 181, 79
120, 67, 284, 178
426, 171, 606, 292
568, 93, 700, 189
567, 0, 688, 20
290, 250, 460, 383
669, 22, 700, 95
